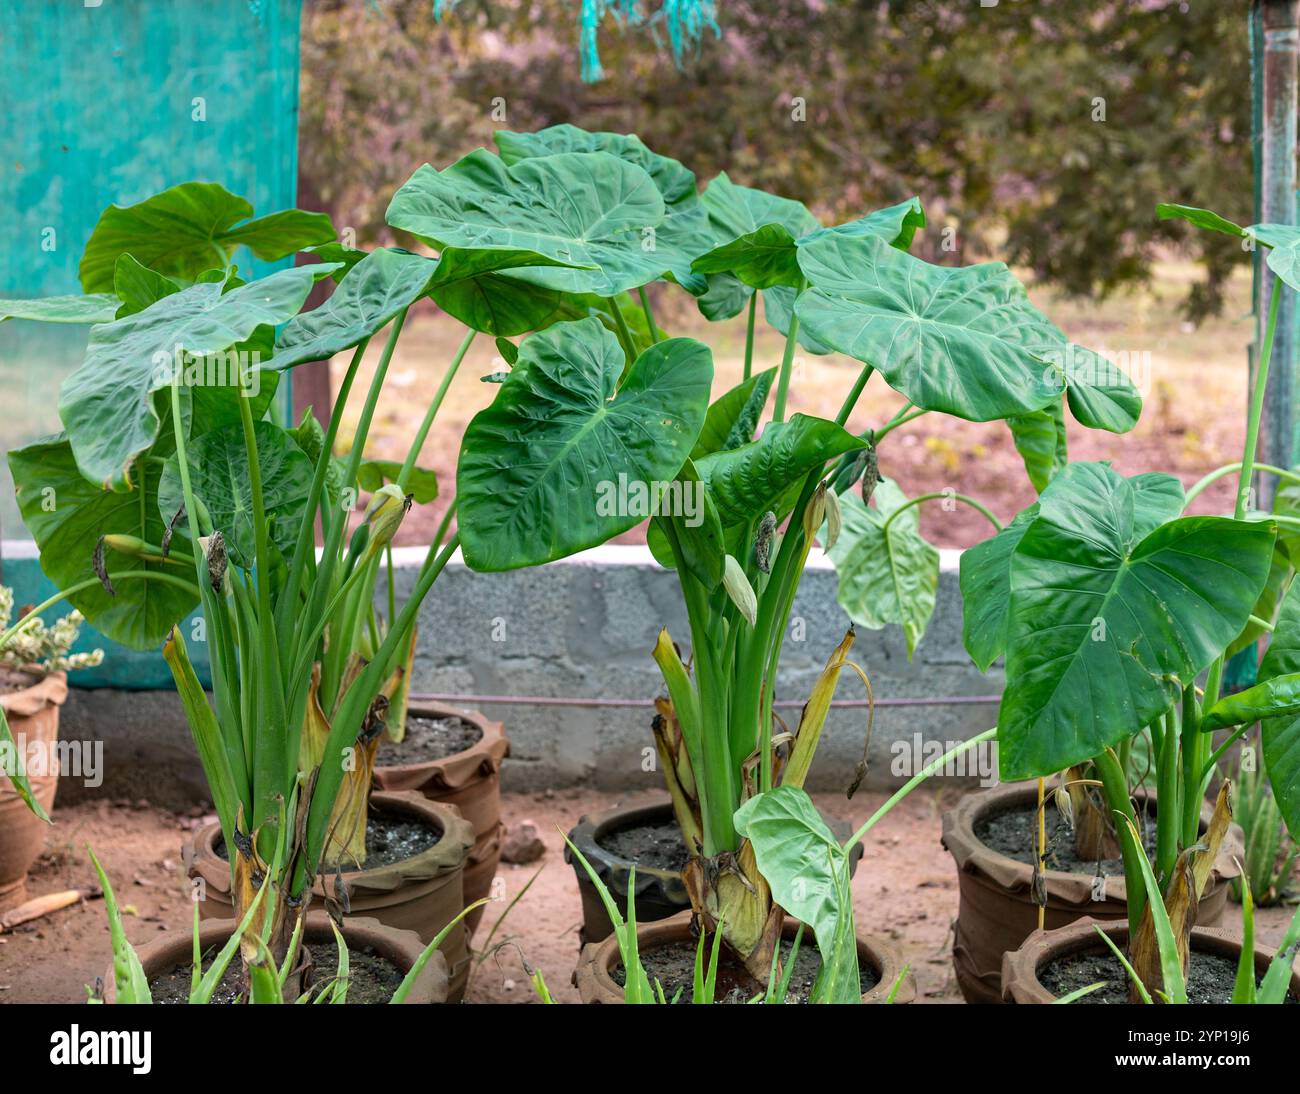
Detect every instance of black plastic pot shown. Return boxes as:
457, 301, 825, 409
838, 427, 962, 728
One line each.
567, 797, 865, 945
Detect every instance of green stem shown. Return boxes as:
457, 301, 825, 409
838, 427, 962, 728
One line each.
1182, 461, 1300, 510
771, 278, 805, 423
1094, 747, 1145, 938
1202, 722, 1254, 783
1155, 706, 1180, 885
872, 406, 926, 444
843, 729, 997, 853
743, 293, 757, 381
609, 298, 638, 363
834, 364, 873, 427
397, 329, 474, 491
637, 287, 661, 344
1237, 278, 1283, 520
881, 492, 1003, 536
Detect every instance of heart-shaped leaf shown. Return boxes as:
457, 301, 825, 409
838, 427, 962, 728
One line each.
996, 462, 1275, 780
158, 421, 314, 568
59, 266, 324, 490
387, 150, 674, 297
457, 318, 713, 571
795, 233, 1140, 430
79, 181, 334, 292
959, 504, 1039, 673
829, 479, 939, 658
7, 434, 199, 649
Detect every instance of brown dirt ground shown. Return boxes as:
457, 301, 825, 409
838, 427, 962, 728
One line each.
2, 786, 1296, 1004
350, 261, 1253, 553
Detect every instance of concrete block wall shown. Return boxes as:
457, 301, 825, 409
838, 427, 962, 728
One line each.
52, 545, 1003, 809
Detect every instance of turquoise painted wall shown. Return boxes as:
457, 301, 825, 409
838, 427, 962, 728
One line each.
0, 0, 304, 687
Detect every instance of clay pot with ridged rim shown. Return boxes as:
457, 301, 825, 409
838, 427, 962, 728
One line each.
0, 670, 67, 913
184, 790, 474, 999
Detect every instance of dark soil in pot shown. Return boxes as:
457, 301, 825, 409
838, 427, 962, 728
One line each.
612, 935, 881, 1004
385, 715, 482, 763
595, 819, 689, 872
1038, 948, 1296, 1005
214, 807, 441, 871
975, 800, 1157, 876
149, 944, 405, 1005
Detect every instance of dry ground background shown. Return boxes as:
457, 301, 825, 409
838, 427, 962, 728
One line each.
349, 260, 1253, 550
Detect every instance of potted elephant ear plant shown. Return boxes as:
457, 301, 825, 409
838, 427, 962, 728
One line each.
442, 124, 1140, 995
959, 202, 1300, 1004
0, 588, 102, 912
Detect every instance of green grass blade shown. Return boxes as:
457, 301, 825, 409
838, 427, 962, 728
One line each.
1123, 816, 1188, 1004
389, 897, 489, 1003
1053, 981, 1107, 1004
329, 918, 350, 1004
885, 964, 912, 1003
88, 846, 152, 1004
191, 875, 271, 1004
1094, 924, 1153, 1005
0, 706, 49, 822
1232, 874, 1257, 1004
1258, 898, 1300, 1003
276, 915, 306, 993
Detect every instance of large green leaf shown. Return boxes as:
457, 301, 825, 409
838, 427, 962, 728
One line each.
386, 150, 676, 297
1258, 580, 1300, 838
457, 318, 713, 571
733, 785, 860, 1004
1156, 203, 1246, 239
691, 368, 776, 459
59, 266, 323, 490
996, 462, 1275, 780
1248, 224, 1300, 293
267, 249, 435, 370
959, 504, 1039, 673
0, 294, 119, 324
794, 233, 1139, 429
112, 254, 181, 317
79, 181, 334, 292
158, 421, 314, 568
8, 435, 199, 649
693, 414, 866, 535
829, 479, 939, 658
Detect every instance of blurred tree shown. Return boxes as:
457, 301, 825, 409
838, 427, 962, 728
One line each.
300, 0, 1249, 318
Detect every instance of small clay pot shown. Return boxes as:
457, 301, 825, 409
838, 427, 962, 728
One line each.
102, 914, 449, 1003
185, 790, 475, 999
572, 911, 915, 1004
566, 797, 866, 946
1001, 916, 1300, 1003
0, 670, 67, 913
942, 782, 1242, 1004
372, 702, 508, 932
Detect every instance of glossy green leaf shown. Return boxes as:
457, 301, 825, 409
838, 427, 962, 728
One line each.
356, 459, 438, 505
694, 414, 866, 535
0, 294, 119, 324
457, 318, 712, 571
79, 181, 334, 292
1249, 223, 1300, 293
387, 149, 675, 296
8, 434, 199, 650
268, 249, 435, 370
1258, 580, 1300, 838
694, 221, 809, 290
112, 254, 181, 317
691, 368, 775, 459
158, 421, 314, 568
1007, 402, 1067, 493
733, 785, 860, 1004
1202, 673, 1300, 732
996, 462, 1275, 780
959, 504, 1039, 673
795, 233, 1139, 429
59, 266, 322, 490
829, 479, 939, 658
1156, 203, 1246, 238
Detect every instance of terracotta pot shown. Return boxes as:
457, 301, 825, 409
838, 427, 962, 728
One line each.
103, 914, 449, 1003
942, 782, 1242, 1004
185, 790, 475, 999
372, 702, 508, 932
1001, 916, 1300, 1003
0, 670, 67, 913
566, 797, 865, 946
573, 910, 914, 1004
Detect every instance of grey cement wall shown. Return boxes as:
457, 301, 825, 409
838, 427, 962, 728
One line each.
55, 545, 1003, 807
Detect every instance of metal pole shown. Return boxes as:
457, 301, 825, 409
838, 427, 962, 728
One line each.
1257, 0, 1300, 508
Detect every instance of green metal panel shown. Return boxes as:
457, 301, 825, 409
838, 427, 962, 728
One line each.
0, 0, 303, 687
